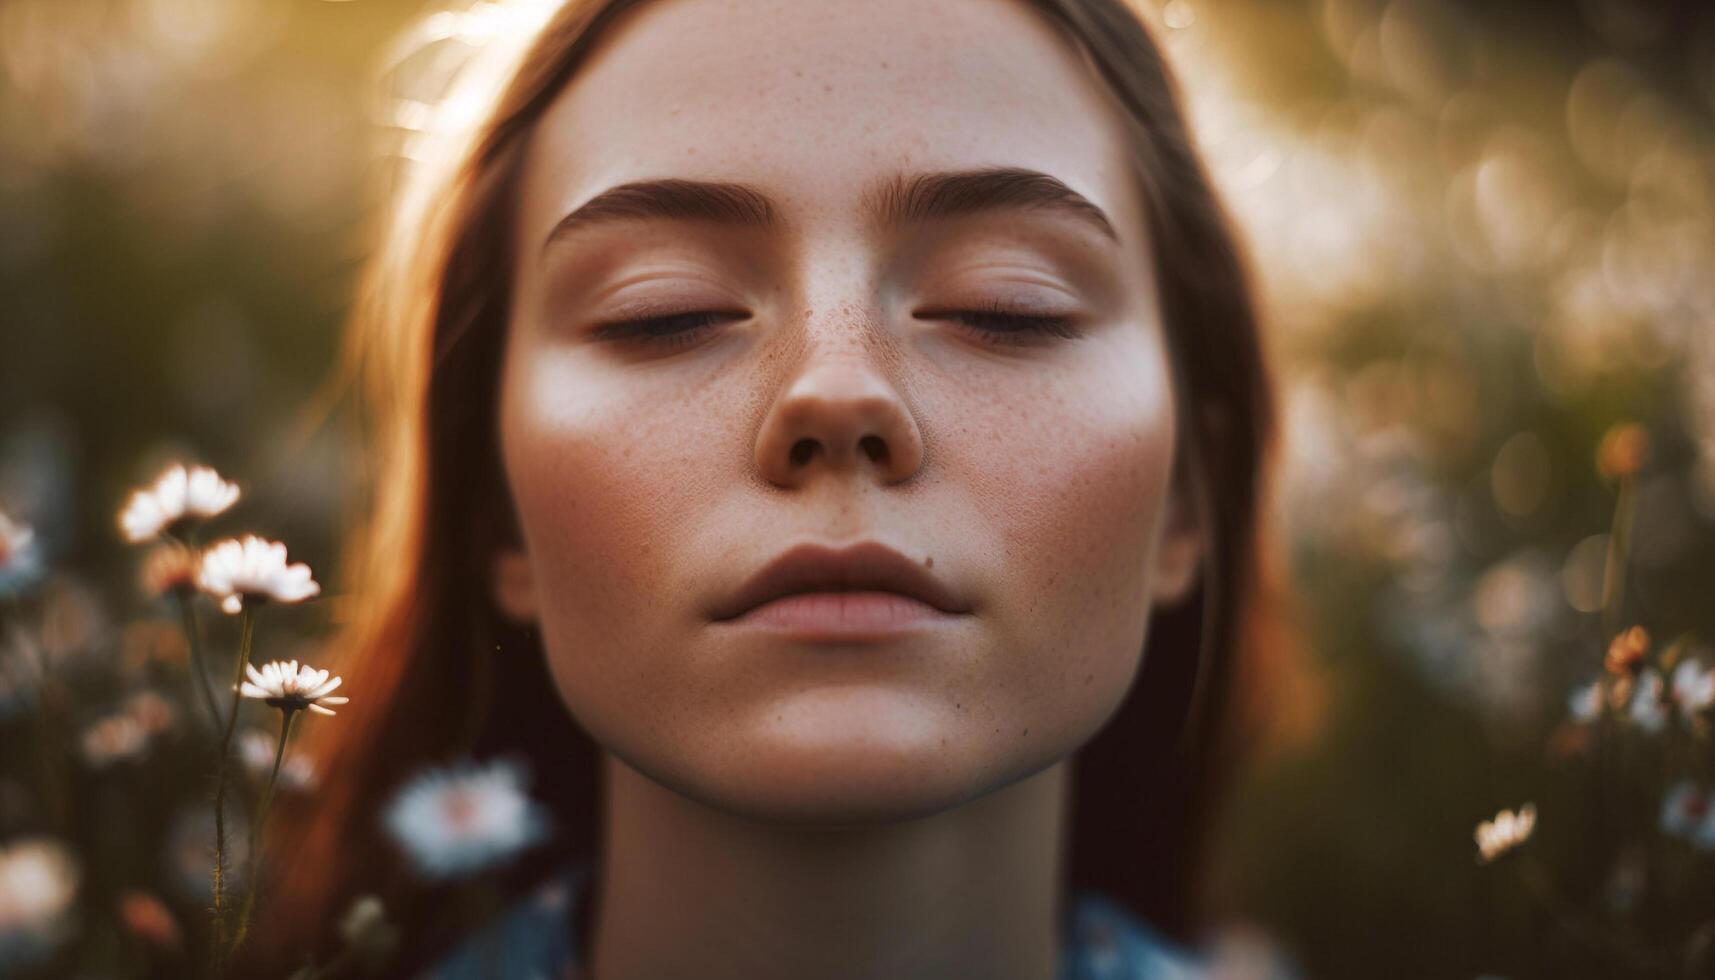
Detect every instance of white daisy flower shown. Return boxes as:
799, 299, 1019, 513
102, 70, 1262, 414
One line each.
0, 837, 80, 970
118, 463, 240, 544
238, 659, 349, 716
1671, 658, 1715, 717
197, 535, 320, 615
0, 509, 43, 599
382, 758, 550, 880
1658, 781, 1715, 850
1628, 669, 1668, 733
1567, 678, 1601, 724
1475, 802, 1536, 864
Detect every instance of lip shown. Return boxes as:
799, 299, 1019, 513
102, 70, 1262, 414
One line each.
718, 591, 961, 642
708, 540, 972, 629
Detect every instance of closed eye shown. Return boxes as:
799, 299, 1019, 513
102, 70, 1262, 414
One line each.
922, 298, 1084, 345
591, 299, 1084, 351
589, 310, 747, 351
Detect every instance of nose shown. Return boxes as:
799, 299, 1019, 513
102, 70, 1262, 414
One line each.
754, 336, 925, 489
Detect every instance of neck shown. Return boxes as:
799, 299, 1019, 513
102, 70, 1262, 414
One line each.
584, 754, 1070, 980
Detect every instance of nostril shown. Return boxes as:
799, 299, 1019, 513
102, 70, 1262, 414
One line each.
860, 434, 888, 464
789, 440, 818, 467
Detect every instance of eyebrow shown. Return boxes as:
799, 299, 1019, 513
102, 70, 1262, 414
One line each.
539, 166, 1120, 255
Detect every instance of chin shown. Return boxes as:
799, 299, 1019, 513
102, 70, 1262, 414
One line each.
687, 760, 992, 827
689, 714, 1068, 826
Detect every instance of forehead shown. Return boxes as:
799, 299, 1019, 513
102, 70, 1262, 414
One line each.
518, 0, 1144, 247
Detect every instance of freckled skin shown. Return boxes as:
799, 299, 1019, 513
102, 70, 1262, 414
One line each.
497, 0, 1197, 828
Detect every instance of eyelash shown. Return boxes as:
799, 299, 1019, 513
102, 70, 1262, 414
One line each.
592, 298, 1082, 350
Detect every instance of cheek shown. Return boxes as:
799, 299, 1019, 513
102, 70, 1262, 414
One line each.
496, 349, 730, 725
949, 346, 1177, 745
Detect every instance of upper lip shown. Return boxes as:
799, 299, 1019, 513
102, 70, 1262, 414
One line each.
710, 540, 971, 621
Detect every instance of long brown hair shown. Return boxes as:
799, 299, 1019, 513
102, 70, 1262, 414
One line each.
260, 0, 1291, 972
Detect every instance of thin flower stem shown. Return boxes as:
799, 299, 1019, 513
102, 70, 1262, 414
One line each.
211, 604, 259, 975
4, 599, 54, 831
230, 708, 297, 958
3, 592, 48, 690
1476, 841, 1496, 973
8, 594, 70, 833
175, 591, 223, 732
1601, 472, 1636, 643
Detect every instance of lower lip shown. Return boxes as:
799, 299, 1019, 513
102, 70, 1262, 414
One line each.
714, 591, 965, 641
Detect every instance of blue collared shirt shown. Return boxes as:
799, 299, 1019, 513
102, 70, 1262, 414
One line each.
423, 863, 1209, 979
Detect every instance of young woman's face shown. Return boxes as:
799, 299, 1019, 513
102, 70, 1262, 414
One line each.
498, 0, 1202, 821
